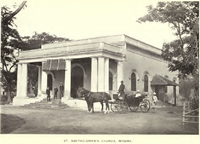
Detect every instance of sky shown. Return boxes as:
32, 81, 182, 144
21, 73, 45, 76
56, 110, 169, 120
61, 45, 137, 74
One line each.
1, 0, 178, 48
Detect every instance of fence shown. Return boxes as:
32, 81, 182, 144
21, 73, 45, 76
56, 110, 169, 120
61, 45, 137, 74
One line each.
182, 101, 199, 129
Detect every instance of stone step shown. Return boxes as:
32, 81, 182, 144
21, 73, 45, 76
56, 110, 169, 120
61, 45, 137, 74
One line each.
21, 98, 69, 110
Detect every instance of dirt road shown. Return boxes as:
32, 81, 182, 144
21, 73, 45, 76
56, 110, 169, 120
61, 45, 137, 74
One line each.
0, 105, 198, 134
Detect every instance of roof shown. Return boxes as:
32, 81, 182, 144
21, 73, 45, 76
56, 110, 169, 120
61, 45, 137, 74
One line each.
151, 74, 178, 86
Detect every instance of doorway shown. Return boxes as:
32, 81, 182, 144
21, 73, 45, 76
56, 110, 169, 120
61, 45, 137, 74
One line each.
47, 74, 53, 91
71, 66, 84, 98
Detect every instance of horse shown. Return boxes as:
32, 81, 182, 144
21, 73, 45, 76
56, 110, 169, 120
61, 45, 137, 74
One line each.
76, 87, 111, 114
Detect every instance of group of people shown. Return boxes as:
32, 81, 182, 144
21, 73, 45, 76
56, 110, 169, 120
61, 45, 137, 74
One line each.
46, 82, 64, 102
118, 80, 158, 106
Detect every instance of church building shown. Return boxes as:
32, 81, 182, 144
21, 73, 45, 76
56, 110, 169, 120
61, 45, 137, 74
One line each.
13, 34, 179, 106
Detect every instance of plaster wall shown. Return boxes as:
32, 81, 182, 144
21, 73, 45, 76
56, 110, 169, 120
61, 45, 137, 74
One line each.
121, 44, 179, 98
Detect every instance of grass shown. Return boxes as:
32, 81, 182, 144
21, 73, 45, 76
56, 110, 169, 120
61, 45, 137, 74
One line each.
1, 114, 26, 134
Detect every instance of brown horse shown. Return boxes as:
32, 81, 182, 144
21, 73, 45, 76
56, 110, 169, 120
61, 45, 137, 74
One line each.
76, 87, 111, 114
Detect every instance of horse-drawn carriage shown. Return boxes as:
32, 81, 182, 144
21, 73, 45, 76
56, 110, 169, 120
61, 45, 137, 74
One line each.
76, 87, 150, 114
110, 93, 151, 113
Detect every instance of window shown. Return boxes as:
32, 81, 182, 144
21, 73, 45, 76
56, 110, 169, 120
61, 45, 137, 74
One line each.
144, 75, 148, 92
109, 72, 113, 90
131, 73, 136, 91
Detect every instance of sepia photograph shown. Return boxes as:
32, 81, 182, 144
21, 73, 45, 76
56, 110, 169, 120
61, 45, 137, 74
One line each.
0, 0, 199, 143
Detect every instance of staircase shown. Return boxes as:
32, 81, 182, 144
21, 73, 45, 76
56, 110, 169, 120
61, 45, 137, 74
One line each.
22, 99, 69, 110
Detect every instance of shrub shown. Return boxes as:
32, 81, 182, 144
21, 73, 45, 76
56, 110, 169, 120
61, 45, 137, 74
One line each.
179, 79, 194, 100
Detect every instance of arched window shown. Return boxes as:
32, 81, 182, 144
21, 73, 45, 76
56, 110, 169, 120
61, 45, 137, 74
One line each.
109, 71, 113, 90
131, 73, 136, 91
144, 75, 148, 92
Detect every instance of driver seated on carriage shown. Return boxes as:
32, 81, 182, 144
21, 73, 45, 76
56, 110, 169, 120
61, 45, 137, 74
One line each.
118, 80, 125, 100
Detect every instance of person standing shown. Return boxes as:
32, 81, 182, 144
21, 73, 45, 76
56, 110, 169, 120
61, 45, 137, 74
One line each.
60, 82, 64, 98
152, 92, 158, 111
152, 92, 158, 105
118, 81, 125, 99
46, 87, 50, 102
54, 86, 58, 99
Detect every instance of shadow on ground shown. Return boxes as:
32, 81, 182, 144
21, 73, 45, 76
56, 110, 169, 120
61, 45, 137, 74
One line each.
1, 114, 26, 134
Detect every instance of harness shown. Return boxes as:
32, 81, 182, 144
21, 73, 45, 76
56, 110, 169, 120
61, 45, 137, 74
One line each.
87, 92, 91, 97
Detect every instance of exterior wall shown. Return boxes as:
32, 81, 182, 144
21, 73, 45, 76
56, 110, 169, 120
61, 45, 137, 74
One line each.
122, 44, 179, 100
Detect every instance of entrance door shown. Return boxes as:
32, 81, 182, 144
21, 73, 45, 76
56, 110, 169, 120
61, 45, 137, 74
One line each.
47, 74, 53, 90
71, 67, 84, 98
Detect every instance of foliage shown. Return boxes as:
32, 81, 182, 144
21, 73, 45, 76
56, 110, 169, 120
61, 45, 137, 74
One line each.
137, 2, 199, 99
1, 3, 26, 103
20, 32, 69, 50
179, 79, 194, 100
1, 2, 69, 102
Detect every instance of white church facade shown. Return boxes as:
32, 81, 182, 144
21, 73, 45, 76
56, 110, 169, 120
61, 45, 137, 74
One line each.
13, 34, 179, 106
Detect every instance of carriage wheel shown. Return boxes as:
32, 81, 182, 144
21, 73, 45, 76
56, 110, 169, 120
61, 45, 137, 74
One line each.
111, 102, 119, 113
129, 105, 139, 112
140, 99, 150, 113
117, 101, 129, 114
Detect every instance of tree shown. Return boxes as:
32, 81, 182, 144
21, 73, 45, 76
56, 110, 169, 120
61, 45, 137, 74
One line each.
1, 1, 27, 103
137, 2, 199, 98
1, 2, 69, 103
20, 32, 70, 50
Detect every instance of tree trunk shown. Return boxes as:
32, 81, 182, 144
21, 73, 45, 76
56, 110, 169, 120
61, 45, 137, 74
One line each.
7, 83, 12, 103
3, 1, 27, 23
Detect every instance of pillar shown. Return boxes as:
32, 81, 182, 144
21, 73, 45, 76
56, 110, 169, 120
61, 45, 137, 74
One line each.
41, 71, 47, 93
16, 63, 22, 97
117, 61, 124, 89
104, 58, 109, 93
91, 57, 98, 92
64, 59, 71, 99
98, 57, 105, 92
21, 63, 28, 97
37, 66, 42, 96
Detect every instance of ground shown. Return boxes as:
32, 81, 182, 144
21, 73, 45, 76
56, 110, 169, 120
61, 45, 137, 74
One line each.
0, 105, 198, 134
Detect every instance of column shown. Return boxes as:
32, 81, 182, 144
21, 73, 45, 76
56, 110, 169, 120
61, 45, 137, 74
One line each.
16, 63, 22, 97
91, 58, 98, 92
64, 59, 71, 99
98, 57, 105, 92
104, 58, 109, 93
21, 63, 28, 97
117, 61, 124, 89
41, 71, 47, 93
37, 66, 42, 96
